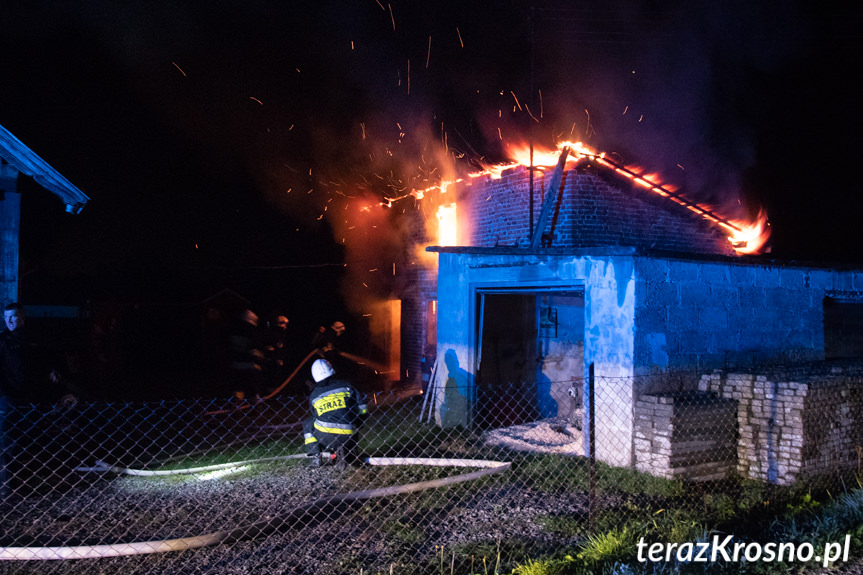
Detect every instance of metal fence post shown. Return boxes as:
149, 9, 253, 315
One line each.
588, 362, 596, 532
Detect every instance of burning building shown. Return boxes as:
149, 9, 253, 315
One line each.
397, 144, 863, 471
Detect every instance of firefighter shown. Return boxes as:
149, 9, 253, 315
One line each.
303, 358, 367, 470
310, 320, 346, 370
228, 309, 265, 400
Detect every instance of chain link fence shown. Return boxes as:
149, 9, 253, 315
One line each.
1, 364, 861, 574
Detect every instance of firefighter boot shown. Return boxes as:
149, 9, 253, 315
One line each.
334, 446, 347, 471
308, 453, 322, 468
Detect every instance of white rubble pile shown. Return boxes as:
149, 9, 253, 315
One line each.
483, 416, 585, 456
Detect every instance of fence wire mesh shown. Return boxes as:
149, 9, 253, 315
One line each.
1, 366, 861, 574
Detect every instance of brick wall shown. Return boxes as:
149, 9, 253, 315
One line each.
464, 165, 735, 256
399, 265, 438, 385
699, 367, 863, 485
391, 204, 438, 386
634, 392, 738, 481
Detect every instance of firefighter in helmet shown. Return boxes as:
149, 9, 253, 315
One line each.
303, 358, 368, 470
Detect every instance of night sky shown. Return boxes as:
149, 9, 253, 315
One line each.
2, 0, 863, 318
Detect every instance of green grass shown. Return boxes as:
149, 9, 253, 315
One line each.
107, 400, 863, 575
506, 484, 863, 575
380, 517, 428, 545
442, 538, 535, 575
123, 436, 306, 485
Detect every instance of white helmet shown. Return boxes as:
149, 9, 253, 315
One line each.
311, 359, 335, 383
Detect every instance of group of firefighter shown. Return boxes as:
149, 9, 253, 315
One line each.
228, 311, 368, 470
1, 307, 369, 492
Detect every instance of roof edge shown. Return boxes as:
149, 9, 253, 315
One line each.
0, 124, 90, 213
426, 244, 863, 271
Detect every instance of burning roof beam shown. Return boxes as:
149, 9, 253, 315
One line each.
582, 153, 745, 237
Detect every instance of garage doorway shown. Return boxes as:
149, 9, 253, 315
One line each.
475, 289, 584, 429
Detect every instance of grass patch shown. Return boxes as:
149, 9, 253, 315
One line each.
381, 517, 428, 545
360, 413, 481, 459
143, 437, 304, 472
535, 515, 585, 538
510, 453, 686, 499
576, 527, 636, 564
511, 484, 863, 575
445, 538, 535, 575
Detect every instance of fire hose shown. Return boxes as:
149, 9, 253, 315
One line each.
205, 347, 384, 415
204, 348, 320, 415
73, 454, 308, 476
0, 456, 511, 561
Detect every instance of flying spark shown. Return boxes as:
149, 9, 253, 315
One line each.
510, 91, 522, 111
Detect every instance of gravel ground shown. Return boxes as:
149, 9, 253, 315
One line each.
819, 560, 863, 575
1, 414, 859, 575
7, 460, 858, 575
0, 456, 591, 575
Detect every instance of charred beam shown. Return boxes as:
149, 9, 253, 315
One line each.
530, 146, 570, 250
588, 154, 744, 234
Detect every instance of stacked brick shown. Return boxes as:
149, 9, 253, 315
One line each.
634, 392, 738, 481
699, 369, 863, 485
803, 375, 863, 477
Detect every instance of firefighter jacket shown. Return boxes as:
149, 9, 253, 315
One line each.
308, 378, 368, 438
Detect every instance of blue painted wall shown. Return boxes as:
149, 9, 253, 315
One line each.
433, 249, 637, 465
432, 248, 863, 467
634, 257, 863, 373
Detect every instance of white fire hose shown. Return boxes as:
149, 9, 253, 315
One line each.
73, 454, 308, 476
0, 456, 510, 561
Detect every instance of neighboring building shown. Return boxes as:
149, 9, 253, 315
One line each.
403, 156, 863, 471
0, 124, 89, 305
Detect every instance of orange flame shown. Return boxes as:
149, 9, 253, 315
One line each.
404, 138, 770, 255
436, 203, 457, 246
723, 209, 771, 255
492, 140, 770, 255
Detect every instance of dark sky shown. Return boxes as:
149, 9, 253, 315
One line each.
2, 0, 863, 312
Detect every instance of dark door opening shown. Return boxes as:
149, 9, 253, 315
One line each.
476, 290, 584, 429
824, 297, 863, 359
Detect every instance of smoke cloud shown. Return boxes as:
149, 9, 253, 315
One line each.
526, 0, 807, 218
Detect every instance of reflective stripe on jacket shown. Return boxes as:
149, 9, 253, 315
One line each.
308, 378, 367, 436
314, 420, 355, 435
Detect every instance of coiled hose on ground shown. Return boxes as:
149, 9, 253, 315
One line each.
0, 455, 510, 560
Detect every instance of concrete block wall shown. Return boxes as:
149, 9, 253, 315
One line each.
432, 251, 637, 466
464, 165, 734, 255
399, 297, 423, 384
699, 368, 863, 485
633, 257, 858, 372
